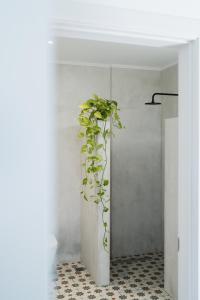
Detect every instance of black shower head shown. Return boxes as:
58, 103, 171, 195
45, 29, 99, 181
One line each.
145, 101, 161, 105
145, 92, 178, 106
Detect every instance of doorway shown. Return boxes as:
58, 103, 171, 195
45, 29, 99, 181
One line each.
53, 37, 182, 300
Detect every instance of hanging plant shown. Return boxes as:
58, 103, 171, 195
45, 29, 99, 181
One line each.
78, 94, 124, 251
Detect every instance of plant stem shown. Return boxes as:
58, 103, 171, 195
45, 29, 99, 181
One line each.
99, 120, 109, 251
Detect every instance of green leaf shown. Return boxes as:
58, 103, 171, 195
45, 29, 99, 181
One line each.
87, 139, 95, 147
81, 144, 87, 153
97, 190, 105, 197
103, 129, 111, 138
87, 155, 103, 162
114, 111, 119, 120
78, 131, 84, 138
79, 103, 91, 109
103, 179, 109, 186
84, 194, 88, 201
88, 147, 93, 154
86, 127, 93, 135
78, 94, 124, 252
118, 120, 123, 129
94, 199, 100, 204
82, 177, 87, 185
96, 144, 103, 150
94, 111, 103, 119
96, 165, 104, 172
79, 116, 91, 127
93, 126, 101, 134
87, 165, 103, 173
111, 100, 117, 107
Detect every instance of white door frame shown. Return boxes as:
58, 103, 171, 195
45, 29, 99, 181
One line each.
53, 16, 200, 299
178, 39, 200, 300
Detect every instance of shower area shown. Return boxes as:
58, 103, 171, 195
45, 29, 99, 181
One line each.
55, 37, 178, 300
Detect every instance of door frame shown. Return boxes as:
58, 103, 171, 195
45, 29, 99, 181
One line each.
53, 16, 200, 299
178, 40, 200, 300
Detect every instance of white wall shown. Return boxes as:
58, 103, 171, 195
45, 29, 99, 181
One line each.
56, 63, 164, 261
164, 118, 178, 300
160, 65, 178, 243
53, 1, 200, 48
0, 1, 51, 299
160, 65, 178, 299
70, 0, 200, 19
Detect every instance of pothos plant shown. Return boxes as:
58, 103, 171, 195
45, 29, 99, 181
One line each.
78, 94, 124, 251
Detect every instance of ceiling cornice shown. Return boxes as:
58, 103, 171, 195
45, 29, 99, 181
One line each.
52, 18, 188, 47
52, 2, 200, 47
54, 60, 177, 72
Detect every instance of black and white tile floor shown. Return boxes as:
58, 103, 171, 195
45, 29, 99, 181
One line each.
53, 252, 173, 300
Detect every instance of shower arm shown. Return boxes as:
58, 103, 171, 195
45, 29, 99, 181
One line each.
151, 92, 178, 104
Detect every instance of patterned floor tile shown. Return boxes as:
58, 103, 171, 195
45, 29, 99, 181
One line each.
53, 252, 173, 300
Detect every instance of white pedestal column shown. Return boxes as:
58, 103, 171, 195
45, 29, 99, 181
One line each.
81, 120, 110, 286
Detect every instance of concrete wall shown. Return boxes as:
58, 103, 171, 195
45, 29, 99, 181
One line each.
56, 63, 164, 261
56, 64, 110, 262
111, 68, 162, 257
161, 65, 178, 119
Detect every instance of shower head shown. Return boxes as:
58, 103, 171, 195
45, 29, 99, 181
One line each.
145, 101, 161, 105
145, 92, 178, 106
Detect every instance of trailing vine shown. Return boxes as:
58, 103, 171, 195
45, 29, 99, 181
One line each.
78, 94, 124, 251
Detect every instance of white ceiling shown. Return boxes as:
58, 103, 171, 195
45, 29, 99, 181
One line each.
55, 37, 178, 70
71, 0, 200, 19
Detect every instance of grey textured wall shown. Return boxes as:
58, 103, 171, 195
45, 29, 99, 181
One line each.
111, 68, 162, 257
56, 64, 164, 261
56, 64, 110, 262
161, 65, 178, 119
